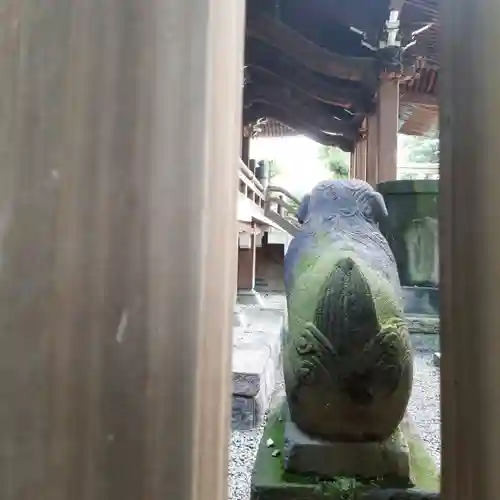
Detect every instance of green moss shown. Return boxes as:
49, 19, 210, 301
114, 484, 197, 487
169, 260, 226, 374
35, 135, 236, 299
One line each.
251, 406, 440, 500
401, 419, 440, 492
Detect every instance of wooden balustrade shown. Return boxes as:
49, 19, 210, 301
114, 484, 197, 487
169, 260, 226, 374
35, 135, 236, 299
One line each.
239, 159, 265, 208
238, 160, 301, 232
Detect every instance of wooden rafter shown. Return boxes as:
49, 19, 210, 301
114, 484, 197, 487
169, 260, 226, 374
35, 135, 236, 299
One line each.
245, 41, 376, 112
244, 103, 354, 152
244, 84, 361, 141
245, 80, 363, 121
246, 13, 379, 84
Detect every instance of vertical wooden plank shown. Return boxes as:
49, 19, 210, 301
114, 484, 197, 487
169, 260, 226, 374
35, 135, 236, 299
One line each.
0, 0, 245, 498
440, 0, 500, 498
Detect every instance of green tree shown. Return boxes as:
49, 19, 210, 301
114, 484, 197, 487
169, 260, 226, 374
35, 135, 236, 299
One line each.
268, 159, 281, 181
318, 145, 350, 179
402, 129, 439, 163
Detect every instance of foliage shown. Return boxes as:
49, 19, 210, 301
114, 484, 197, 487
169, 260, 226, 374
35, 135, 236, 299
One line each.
268, 159, 281, 181
318, 146, 350, 179
401, 129, 439, 164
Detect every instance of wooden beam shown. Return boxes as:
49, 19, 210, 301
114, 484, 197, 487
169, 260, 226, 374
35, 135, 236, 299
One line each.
246, 13, 378, 84
244, 104, 354, 152
245, 57, 375, 113
247, 62, 375, 113
245, 80, 362, 124
244, 84, 361, 141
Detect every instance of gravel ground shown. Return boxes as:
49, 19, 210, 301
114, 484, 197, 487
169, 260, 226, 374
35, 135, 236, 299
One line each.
407, 350, 442, 468
228, 350, 441, 500
228, 423, 265, 500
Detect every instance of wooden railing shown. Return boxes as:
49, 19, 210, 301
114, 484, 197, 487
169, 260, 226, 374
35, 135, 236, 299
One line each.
238, 159, 265, 209
238, 160, 301, 235
265, 185, 300, 217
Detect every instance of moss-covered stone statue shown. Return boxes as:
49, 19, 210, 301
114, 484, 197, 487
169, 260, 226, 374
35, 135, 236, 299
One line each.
283, 179, 412, 442
250, 180, 439, 500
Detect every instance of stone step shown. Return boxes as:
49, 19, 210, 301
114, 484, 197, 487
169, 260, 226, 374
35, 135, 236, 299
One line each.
231, 307, 284, 430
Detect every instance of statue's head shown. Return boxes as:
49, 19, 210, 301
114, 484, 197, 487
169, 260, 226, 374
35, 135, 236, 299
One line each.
296, 179, 388, 227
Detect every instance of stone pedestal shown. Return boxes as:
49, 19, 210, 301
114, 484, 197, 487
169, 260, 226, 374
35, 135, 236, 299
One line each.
283, 420, 411, 481
378, 181, 439, 338
250, 408, 440, 500
377, 180, 439, 290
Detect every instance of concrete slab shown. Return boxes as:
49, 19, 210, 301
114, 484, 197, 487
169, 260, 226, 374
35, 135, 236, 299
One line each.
237, 289, 265, 306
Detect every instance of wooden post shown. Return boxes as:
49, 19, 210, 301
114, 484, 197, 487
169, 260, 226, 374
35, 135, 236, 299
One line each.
351, 122, 367, 182
358, 137, 368, 181
350, 151, 356, 179
237, 226, 257, 291
0, 0, 245, 498
242, 129, 250, 166
366, 113, 379, 186
377, 79, 399, 183
440, 0, 500, 498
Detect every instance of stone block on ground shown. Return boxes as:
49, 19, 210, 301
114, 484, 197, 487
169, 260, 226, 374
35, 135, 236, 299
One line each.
408, 330, 440, 353
283, 420, 410, 481
432, 352, 441, 367
232, 307, 284, 430
250, 408, 440, 500
402, 286, 439, 317
406, 315, 440, 336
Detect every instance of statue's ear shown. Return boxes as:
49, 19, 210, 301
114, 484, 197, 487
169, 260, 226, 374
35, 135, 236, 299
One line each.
296, 193, 310, 224
365, 191, 388, 224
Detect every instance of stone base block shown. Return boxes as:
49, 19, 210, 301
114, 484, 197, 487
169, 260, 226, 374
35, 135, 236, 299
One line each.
402, 286, 439, 317
408, 331, 440, 353
251, 409, 440, 500
232, 345, 277, 430
232, 308, 283, 430
433, 352, 441, 367
406, 315, 440, 336
283, 421, 410, 481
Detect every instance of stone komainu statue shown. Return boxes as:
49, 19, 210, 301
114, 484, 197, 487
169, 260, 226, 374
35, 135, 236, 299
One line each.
283, 179, 413, 442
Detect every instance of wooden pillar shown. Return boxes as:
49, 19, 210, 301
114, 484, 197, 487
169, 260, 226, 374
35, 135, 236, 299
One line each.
0, 0, 245, 498
357, 137, 368, 181
441, 0, 500, 498
237, 227, 256, 291
366, 113, 379, 187
350, 121, 367, 181
377, 79, 399, 183
350, 151, 356, 179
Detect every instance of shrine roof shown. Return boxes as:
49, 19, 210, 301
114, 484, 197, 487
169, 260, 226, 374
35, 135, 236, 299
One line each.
244, 0, 440, 147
